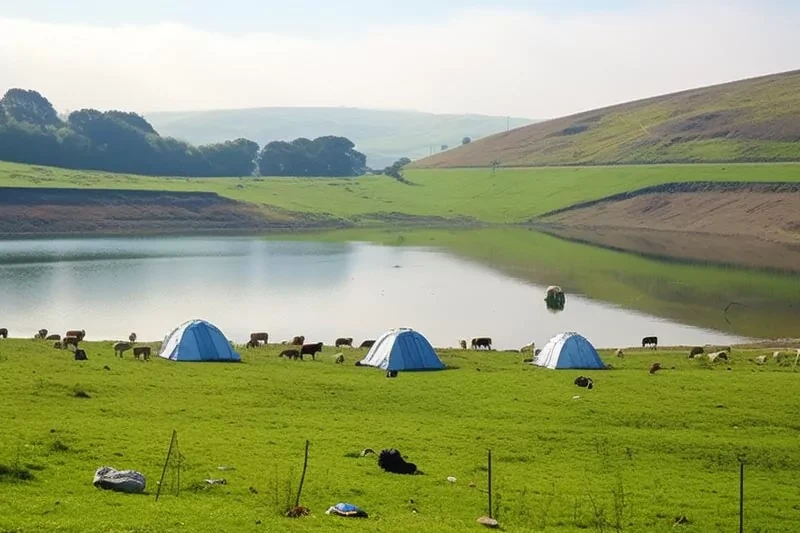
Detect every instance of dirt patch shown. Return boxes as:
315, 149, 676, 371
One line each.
541, 182, 800, 247
0, 187, 346, 237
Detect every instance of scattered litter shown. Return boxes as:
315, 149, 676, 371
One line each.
93, 466, 146, 494
572, 395, 581, 400
477, 516, 499, 528
447, 476, 457, 483
205, 478, 227, 485
326, 503, 368, 518
217, 465, 235, 471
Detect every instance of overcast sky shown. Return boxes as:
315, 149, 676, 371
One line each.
0, 0, 798, 118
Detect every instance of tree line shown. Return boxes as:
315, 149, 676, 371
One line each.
0, 89, 367, 177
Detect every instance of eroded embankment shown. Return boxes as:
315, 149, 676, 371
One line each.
0, 187, 343, 236
541, 181, 800, 245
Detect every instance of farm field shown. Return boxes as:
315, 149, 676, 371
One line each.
1, 339, 799, 532
2, 161, 800, 225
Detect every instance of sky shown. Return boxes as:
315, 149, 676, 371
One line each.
0, 0, 798, 118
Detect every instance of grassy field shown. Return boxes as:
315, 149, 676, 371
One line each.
1, 339, 799, 532
2, 161, 800, 225
288, 227, 800, 340
415, 70, 800, 168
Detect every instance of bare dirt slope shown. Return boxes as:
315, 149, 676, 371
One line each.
414, 70, 800, 168
0, 187, 339, 236
543, 182, 800, 244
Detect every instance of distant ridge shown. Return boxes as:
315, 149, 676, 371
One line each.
147, 107, 534, 168
413, 70, 800, 168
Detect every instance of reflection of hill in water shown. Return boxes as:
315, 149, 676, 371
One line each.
338, 228, 800, 340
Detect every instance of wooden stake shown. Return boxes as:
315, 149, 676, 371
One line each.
155, 429, 176, 502
295, 440, 310, 507
488, 449, 493, 519
739, 460, 744, 533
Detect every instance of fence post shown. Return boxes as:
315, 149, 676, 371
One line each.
739, 460, 744, 533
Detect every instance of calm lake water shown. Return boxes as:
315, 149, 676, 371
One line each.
0, 236, 747, 349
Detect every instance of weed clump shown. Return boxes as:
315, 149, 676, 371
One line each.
50, 440, 70, 453
0, 463, 35, 482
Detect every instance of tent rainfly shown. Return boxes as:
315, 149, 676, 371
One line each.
159, 319, 240, 362
531, 332, 605, 369
358, 328, 444, 371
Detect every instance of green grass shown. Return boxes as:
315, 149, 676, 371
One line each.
1, 339, 799, 532
3, 161, 800, 224
283, 227, 800, 340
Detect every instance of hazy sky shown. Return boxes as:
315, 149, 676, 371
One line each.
0, 0, 798, 118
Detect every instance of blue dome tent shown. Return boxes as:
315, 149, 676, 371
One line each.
159, 319, 240, 362
531, 332, 605, 369
358, 328, 444, 371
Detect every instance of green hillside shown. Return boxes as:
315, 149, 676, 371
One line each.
3, 161, 800, 225
146, 107, 533, 168
415, 70, 800, 168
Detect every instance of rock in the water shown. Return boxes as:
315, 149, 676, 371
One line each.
477, 516, 499, 528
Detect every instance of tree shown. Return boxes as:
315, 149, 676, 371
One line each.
0, 89, 61, 128
258, 136, 366, 177
462, 136, 472, 145
383, 157, 412, 182
200, 138, 260, 176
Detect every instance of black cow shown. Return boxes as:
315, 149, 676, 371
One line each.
73, 349, 88, 361
280, 349, 301, 360
574, 376, 594, 389
689, 346, 705, 358
359, 340, 375, 349
471, 337, 492, 350
641, 336, 658, 349
335, 337, 353, 348
0, 328, 7, 339
300, 342, 324, 360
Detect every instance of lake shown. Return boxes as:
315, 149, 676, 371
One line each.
0, 233, 759, 349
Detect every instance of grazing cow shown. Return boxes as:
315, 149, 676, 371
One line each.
63, 336, 80, 349
649, 362, 662, 374
280, 349, 300, 360
615, 349, 624, 358
642, 336, 658, 349
360, 340, 375, 349
246, 339, 260, 349
129, 332, 137, 343
471, 337, 492, 350
74, 349, 88, 361
66, 330, 86, 341
335, 353, 345, 364
301, 342, 324, 360
689, 347, 705, 358
773, 351, 784, 362
250, 332, 269, 344
291, 335, 305, 346
335, 337, 353, 348
35, 329, 48, 340
708, 351, 728, 363
113, 342, 132, 358
46, 334, 61, 341
459, 339, 467, 350
133, 347, 151, 361
755, 355, 768, 364
0, 328, 8, 339
574, 376, 594, 389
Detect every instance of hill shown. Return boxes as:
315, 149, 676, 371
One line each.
414, 70, 800, 168
146, 107, 533, 168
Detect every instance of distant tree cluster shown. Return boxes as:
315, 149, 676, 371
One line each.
258, 136, 366, 177
0, 89, 366, 178
382, 157, 412, 180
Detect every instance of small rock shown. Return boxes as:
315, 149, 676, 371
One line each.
477, 516, 499, 528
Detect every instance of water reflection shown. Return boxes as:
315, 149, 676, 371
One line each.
0, 236, 747, 349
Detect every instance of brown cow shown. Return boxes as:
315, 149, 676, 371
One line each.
46, 334, 61, 341
66, 330, 86, 341
133, 346, 151, 361
471, 337, 492, 350
649, 362, 662, 374
335, 337, 353, 348
359, 340, 375, 349
280, 349, 301, 360
291, 335, 305, 346
0, 328, 8, 339
301, 342, 324, 360
63, 336, 80, 349
250, 332, 269, 344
